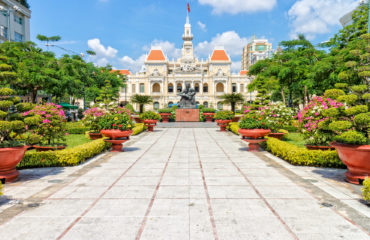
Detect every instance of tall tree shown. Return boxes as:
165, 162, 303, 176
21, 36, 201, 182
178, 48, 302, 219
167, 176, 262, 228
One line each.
219, 93, 245, 113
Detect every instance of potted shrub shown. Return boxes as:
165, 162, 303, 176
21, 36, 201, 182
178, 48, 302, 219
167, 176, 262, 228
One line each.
238, 113, 271, 151
202, 108, 216, 122
328, 84, 370, 184
24, 103, 67, 152
98, 110, 134, 152
0, 87, 30, 183
158, 108, 172, 123
214, 110, 234, 131
256, 102, 295, 140
141, 111, 161, 132
297, 96, 344, 150
82, 107, 106, 140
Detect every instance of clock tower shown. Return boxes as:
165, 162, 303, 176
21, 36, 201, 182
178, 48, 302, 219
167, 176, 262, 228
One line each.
182, 15, 194, 61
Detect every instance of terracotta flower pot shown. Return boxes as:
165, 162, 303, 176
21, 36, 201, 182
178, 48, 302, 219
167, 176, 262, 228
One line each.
100, 129, 133, 152
143, 119, 158, 132
238, 128, 271, 139
88, 132, 103, 140
215, 120, 232, 131
232, 115, 242, 122
331, 142, 370, 184
305, 145, 335, 151
33, 145, 66, 152
203, 113, 215, 122
132, 115, 143, 123
268, 132, 286, 140
0, 146, 28, 183
159, 113, 172, 123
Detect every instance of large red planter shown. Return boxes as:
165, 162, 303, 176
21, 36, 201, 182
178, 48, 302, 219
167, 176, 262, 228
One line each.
0, 146, 28, 183
215, 120, 232, 131
268, 132, 286, 140
132, 115, 143, 123
238, 128, 271, 139
203, 113, 215, 122
232, 115, 242, 122
88, 132, 103, 140
33, 145, 66, 152
100, 129, 133, 152
159, 113, 172, 123
143, 119, 158, 132
305, 145, 335, 151
331, 142, 370, 184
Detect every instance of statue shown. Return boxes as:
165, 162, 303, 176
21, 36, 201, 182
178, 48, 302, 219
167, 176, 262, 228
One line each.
178, 83, 196, 109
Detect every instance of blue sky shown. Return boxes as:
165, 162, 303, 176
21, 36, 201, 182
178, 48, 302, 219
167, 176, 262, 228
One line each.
30, 0, 360, 72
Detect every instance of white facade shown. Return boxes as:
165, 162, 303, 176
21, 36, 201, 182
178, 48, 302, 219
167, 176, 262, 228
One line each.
0, 0, 31, 43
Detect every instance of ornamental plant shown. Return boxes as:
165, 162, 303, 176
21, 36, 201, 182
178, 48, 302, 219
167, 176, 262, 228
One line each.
82, 107, 106, 133
158, 108, 172, 113
140, 111, 161, 120
297, 96, 344, 146
239, 113, 270, 129
23, 103, 66, 146
214, 110, 234, 120
255, 102, 295, 133
97, 111, 134, 131
327, 84, 369, 145
0, 88, 33, 148
202, 108, 216, 113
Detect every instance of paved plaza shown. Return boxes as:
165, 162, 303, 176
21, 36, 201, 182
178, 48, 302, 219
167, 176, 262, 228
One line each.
0, 128, 369, 240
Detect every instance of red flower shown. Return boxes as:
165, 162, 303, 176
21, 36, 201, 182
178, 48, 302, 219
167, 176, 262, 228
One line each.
112, 124, 116, 127
262, 122, 265, 125
119, 124, 122, 128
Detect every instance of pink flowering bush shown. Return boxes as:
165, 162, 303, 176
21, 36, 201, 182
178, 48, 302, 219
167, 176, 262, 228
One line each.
82, 107, 106, 133
255, 102, 295, 133
297, 96, 344, 146
23, 103, 66, 146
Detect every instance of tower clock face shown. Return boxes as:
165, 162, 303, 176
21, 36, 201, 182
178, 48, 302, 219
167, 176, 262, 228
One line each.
186, 48, 190, 53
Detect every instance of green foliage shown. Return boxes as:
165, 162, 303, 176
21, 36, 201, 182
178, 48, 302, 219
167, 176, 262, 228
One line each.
334, 83, 348, 89
266, 137, 344, 168
66, 122, 90, 134
362, 93, 370, 100
158, 108, 172, 113
15, 103, 34, 112
353, 113, 370, 128
344, 105, 368, 116
337, 94, 358, 105
324, 89, 345, 99
132, 123, 146, 136
214, 110, 234, 120
219, 93, 244, 113
124, 103, 135, 113
19, 139, 111, 169
97, 112, 133, 131
131, 94, 153, 113
350, 85, 368, 94
140, 111, 161, 120
228, 122, 239, 135
0, 88, 15, 96
239, 114, 270, 129
322, 108, 340, 117
0, 100, 14, 111
328, 121, 352, 132
335, 130, 367, 145
0, 110, 6, 119
0, 181, 2, 196
202, 108, 216, 113
171, 105, 178, 110
362, 178, 370, 203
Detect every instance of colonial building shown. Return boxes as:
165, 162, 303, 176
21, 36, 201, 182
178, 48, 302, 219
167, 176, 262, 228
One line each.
0, 0, 31, 43
118, 16, 254, 112
241, 37, 273, 71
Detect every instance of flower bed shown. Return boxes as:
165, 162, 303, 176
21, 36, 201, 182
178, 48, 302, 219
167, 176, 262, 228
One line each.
18, 139, 111, 169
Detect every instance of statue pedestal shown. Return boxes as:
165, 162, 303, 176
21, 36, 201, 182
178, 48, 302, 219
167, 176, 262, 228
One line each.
176, 109, 200, 122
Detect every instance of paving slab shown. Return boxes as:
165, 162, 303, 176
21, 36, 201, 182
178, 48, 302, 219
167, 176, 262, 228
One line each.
0, 128, 369, 240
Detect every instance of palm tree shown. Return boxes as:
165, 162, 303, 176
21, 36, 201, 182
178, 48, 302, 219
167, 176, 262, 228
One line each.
131, 94, 153, 113
219, 93, 245, 113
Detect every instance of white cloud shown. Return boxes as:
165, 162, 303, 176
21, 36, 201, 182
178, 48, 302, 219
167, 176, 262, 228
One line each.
87, 38, 118, 58
195, 31, 249, 58
197, 21, 207, 32
198, 0, 276, 14
147, 40, 182, 59
288, 0, 359, 39
119, 55, 146, 73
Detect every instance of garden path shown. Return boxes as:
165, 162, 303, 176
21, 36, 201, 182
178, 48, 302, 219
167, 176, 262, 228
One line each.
0, 128, 369, 240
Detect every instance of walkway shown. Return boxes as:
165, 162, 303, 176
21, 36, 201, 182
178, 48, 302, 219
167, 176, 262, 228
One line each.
0, 128, 369, 240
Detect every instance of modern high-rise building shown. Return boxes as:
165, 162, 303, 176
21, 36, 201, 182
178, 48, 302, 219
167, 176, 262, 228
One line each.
339, 0, 367, 27
0, 0, 31, 43
241, 38, 273, 70
116, 15, 254, 111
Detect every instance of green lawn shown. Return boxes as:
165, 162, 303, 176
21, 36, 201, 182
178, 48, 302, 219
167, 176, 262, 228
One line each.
65, 134, 91, 148
283, 132, 306, 148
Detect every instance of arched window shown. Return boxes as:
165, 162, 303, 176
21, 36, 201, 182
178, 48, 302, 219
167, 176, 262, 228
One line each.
217, 102, 223, 110
168, 101, 174, 107
203, 101, 209, 108
177, 83, 182, 93
216, 83, 224, 93
153, 102, 160, 110
203, 83, 208, 93
194, 83, 200, 93
152, 83, 160, 93
168, 83, 174, 93
196, 101, 200, 106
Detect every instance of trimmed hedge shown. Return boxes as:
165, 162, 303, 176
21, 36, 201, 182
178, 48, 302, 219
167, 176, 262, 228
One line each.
266, 137, 344, 168
18, 139, 111, 169
132, 123, 146, 135
228, 122, 239, 135
0, 181, 2, 196
66, 122, 90, 134
362, 178, 370, 203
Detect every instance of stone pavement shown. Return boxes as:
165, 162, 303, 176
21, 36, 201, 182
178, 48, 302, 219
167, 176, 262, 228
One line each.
0, 128, 369, 240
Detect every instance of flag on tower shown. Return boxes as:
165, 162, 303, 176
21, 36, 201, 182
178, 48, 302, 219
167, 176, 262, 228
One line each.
187, 2, 190, 13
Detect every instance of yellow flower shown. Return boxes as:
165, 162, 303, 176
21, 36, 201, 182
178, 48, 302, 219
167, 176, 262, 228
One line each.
127, 125, 131, 128
114, 117, 118, 120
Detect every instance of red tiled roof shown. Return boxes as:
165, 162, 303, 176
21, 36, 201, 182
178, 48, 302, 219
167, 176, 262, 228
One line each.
111, 69, 131, 75
240, 70, 248, 75
147, 49, 166, 61
211, 49, 230, 61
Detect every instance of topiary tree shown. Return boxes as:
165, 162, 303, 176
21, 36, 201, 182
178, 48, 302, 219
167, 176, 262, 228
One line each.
131, 94, 153, 113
